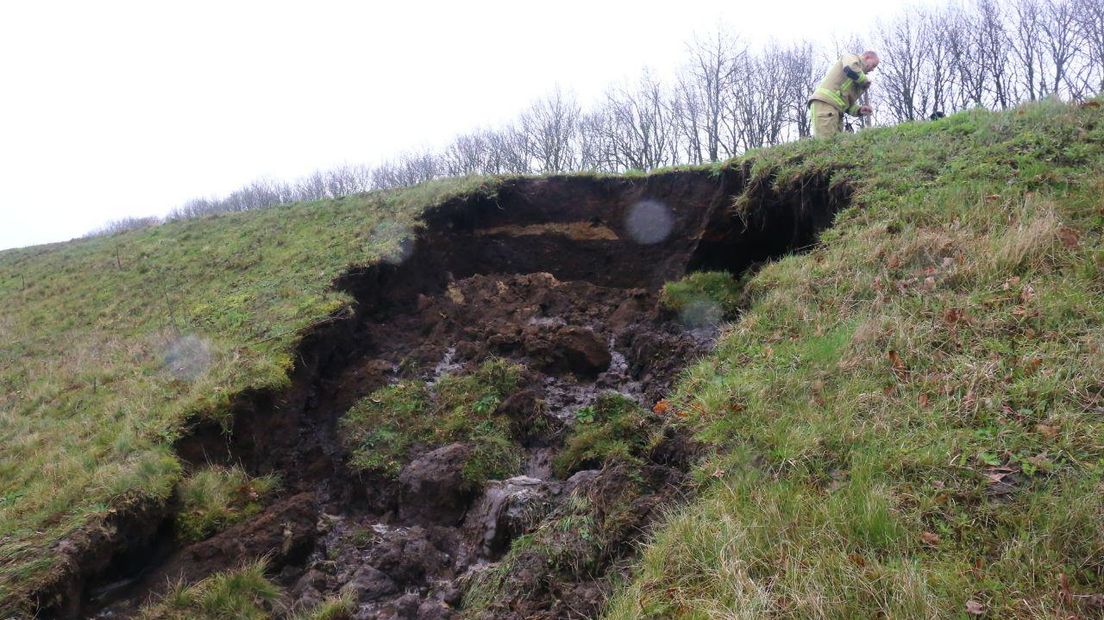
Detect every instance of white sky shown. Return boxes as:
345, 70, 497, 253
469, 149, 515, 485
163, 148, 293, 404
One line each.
0, 0, 919, 251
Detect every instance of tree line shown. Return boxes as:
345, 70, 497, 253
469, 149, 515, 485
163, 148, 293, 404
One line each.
90, 0, 1103, 234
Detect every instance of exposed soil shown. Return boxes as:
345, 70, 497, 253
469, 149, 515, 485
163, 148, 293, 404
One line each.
34, 169, 850, 619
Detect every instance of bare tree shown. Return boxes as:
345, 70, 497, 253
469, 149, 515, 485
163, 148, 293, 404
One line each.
86, 216, 161, 237
725, 48, 792, 150
878, 11, 930, 122
778, 41, 819, 138
372, 151, 441, 189
485, 125, 533, 175
295, 171, 327, 201
1073, 0, 1104, 93
943, 6, 987, 109
676, 30, 744, 162
918, 7, 956, 116
324, 164, 374, 198
518, 88, 582, 174
976, 0, 1014, 108
577, 110, 615, 171
1010, 0, 1046, 101
597, 71, 680, 171
1039, 0, 1083, 97
443, 132, 492, 176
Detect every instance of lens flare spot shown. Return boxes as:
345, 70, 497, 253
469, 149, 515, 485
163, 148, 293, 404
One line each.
163, 334, 212, 381
625, 200, 674, 245
679, 299, 723, 330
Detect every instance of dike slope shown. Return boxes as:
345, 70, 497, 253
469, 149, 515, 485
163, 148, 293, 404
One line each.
5, 98, 1102, 619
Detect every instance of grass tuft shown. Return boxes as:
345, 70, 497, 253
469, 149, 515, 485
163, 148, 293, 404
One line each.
175, 466, 281, 542
659, 271, 746, 325
552, 392, 656, 478
137, 558, 281, 620
340, 358, 525, 487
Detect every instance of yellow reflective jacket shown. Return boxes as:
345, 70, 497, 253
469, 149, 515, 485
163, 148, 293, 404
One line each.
808, 54, 871, 116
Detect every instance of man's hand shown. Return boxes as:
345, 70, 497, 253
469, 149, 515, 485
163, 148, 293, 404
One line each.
859, 105, 873, 116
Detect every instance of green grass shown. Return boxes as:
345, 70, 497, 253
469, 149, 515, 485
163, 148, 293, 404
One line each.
137, 558, 281, 620
4, 99, 1103, 618
137, 559, 354, 620
339, 357, 525, 487
606, 100, 1104, 618
552, 392, 658, 478
0, 176, 498, 612
659, 270, 747, 324
175, 466, 281, 543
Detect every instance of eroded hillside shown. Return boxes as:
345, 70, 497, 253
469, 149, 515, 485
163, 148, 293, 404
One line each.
2, 168, 845, 618
4, 99, 1103, 619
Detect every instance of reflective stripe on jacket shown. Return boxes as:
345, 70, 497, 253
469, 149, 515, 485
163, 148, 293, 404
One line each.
808, 54, 870, 116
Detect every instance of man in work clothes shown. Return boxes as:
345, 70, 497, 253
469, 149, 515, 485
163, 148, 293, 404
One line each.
808, 51, 879, 138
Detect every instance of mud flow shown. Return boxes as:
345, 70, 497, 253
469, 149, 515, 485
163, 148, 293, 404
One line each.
64, 170, 848, 619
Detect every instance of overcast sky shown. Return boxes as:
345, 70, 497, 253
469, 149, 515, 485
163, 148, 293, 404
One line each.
0, 0, 922, 251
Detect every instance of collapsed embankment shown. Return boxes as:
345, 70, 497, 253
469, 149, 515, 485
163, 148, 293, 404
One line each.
34, 168, 850, 619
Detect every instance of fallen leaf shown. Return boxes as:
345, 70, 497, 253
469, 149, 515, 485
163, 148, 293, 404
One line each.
918, 393, 930, 408
985, 194, 1002, 202
1020, 284, 1036, 303
1058, 226, 1080, 248
1035, 423, 1058, 439
965, 599, 986, 615
943, 308, 967, 325
888, 350, 908, 380
652, 399, 671, 415
1027, 454, 1052, 471
921, 531, 941, 546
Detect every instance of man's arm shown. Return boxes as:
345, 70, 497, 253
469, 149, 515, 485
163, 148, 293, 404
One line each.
842, 56, 871, 116
843, 60, 870, 87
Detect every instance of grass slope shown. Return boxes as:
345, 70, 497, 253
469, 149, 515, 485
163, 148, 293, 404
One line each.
607, 100, 1104, 618
0, 176, 495, 612
3, 99, 1101, 618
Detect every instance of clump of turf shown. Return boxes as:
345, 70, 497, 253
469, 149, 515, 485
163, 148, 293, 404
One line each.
137, 559, 281, 620
138, 558, 355, 620
659, 271, 745, 325
552, 392, 656, 478
340, 358, 525, 487
175, 466, 281, 543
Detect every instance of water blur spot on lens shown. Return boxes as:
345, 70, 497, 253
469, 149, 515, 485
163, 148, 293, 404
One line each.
625, 200, 674, 245
679, 299, 723, 330
370, 222, 415, 265
163, 334, 212, 381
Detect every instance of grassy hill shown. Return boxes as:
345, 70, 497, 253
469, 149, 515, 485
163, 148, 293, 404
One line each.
605, 100, 1104, 618
2, 99, 1102, 618
0, 177, 495, 613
